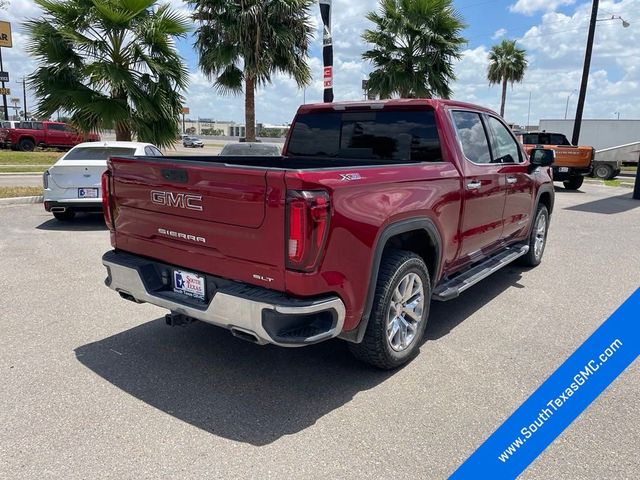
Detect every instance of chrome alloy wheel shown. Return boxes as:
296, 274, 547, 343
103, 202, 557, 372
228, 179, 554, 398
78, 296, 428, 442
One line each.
387, 272, 425, 352
534, 212, 547, 260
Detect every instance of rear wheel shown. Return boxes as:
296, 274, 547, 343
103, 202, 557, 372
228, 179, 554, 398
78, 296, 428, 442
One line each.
18, 138, 35, 152
563, 176, 584, 190
53, 210, 76, 221
594, 164, 614, 180
348, 250, 430, 369
518, 204, 549, 267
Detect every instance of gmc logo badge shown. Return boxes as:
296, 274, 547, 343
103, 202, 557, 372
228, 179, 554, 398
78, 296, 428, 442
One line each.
151, 191, 203, 211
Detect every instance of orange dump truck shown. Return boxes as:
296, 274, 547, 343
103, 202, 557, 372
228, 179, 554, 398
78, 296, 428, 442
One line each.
517, 132, 594, 190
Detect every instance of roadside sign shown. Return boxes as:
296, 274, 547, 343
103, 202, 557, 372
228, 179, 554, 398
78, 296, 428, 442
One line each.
0, 71, 8, 82
181, 107, 190, 114
0, 21, 12, 48
0, 87, 10, 95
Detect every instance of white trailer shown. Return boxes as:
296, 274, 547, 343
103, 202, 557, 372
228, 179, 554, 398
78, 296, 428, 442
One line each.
592, 142, 640, 179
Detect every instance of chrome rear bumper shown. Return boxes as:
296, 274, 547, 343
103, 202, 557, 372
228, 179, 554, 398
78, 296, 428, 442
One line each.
102, 251, 345, 347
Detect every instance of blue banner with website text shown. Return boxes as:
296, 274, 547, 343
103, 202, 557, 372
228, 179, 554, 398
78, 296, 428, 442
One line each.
450, 288, 640, 479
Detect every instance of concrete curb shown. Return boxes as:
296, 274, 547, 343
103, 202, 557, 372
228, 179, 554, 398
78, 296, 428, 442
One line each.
0, 172, 44, 176
0, 195, 44, 205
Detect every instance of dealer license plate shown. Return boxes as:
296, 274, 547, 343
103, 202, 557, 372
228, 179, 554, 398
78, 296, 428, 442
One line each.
558, 167, 569, 173
173, 269, 206, 300
78, 188, 99, 198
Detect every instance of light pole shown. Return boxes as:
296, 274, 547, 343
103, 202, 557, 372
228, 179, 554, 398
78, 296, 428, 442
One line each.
15, 77, 27, 120
572, 1, 630, 145
564, 90, 577, 119
614, 112, 621, 120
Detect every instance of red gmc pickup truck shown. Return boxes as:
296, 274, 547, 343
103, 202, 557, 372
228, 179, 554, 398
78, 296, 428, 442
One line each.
0, 121, 99, 151
101, 99, 555, 369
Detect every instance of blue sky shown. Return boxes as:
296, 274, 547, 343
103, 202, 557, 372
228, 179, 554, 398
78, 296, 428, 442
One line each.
3, 0, 640, 126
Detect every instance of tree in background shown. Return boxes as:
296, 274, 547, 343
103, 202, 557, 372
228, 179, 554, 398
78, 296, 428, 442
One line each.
362, 0, 466, 99
25, 0, 189, 148
487, 39, 528, 118
189, 0, 313, 142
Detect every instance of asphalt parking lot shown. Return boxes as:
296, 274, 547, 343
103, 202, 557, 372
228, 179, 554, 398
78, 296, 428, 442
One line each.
1, 185, 638, 479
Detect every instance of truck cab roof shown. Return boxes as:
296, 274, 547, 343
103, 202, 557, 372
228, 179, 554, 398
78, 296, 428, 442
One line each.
297, 98, 498, 115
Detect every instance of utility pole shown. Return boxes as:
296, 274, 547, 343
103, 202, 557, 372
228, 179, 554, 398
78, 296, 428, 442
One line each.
0, 48, 8, 121
572, 0, 599, 146
527, 92, 531, 128
634, 151, 640, 200
22, 77, 27, 120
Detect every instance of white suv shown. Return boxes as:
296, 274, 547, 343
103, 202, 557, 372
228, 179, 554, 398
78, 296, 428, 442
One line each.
43, 141, 162, 221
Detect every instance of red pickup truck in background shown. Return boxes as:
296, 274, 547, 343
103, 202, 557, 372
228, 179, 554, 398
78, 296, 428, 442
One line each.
0, 121, 100, 151
101, 99, 555, 369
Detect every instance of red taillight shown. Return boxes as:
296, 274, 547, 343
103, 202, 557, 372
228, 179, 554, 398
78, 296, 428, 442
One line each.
101, 170, 114, 230
286, 191, 331, 271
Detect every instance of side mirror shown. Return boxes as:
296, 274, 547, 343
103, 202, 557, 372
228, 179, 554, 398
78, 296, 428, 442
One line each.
529, 148, 555, 168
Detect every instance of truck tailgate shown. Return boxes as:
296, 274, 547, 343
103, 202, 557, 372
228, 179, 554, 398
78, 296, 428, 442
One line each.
550, 146, 593, 168
108, 157, 287, 290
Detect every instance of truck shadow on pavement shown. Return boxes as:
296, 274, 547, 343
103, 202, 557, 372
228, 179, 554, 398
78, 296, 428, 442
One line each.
74, 268, 523, 446
36, 214, 108, 232
563, 192, 639, 215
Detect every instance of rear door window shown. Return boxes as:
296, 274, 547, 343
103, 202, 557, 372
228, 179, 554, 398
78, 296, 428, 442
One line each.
287, 110, 442, 163
451, 111, 492, 164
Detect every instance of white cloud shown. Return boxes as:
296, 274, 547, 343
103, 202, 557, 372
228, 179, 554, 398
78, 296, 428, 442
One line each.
492, 28, 508, 40
510, 0, 576, 16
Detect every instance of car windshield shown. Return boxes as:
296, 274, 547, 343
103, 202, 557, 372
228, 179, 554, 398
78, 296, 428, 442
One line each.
220, 144, 280, 156
64, 147, 137, 160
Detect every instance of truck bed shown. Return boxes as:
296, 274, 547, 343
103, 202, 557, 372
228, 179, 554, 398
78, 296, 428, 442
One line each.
157, 154, 417, 170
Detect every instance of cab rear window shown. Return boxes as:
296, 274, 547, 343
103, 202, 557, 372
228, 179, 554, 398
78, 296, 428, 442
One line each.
287, 110, 442, 162
523, 133, 572, 146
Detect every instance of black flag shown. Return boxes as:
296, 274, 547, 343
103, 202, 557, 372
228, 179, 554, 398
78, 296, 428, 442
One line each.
319, 0, 333, 103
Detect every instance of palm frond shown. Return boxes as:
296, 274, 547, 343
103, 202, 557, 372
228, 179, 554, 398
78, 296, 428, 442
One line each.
362, 0, 466, 99
25, 0, 189, 147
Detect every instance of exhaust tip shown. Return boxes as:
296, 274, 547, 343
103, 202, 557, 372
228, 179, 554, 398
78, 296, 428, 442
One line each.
118, 291, 144, 304
230, 328, 261, 344
50, 207, 67, 213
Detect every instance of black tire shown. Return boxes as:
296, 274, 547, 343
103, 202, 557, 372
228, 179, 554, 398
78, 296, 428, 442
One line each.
53, 210, 76, 221
18, 138, 36, 152
594, 164, 614, 180
563, 176, 584, 190
518, 204, 549, 267
348, 250, 431, 370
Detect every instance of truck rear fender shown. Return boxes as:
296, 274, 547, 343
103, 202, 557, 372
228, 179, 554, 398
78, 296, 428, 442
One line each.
340, 218, 442, 344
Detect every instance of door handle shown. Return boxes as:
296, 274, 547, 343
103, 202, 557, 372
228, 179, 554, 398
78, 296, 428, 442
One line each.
507, 176, 518, 185
466, 180, 482, 191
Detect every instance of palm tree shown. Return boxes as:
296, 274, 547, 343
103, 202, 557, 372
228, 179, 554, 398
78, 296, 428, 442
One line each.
487, 39, 528, 118
362, 0, 466, 99
189, 0, 313, 142
25, 0, 189, 148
